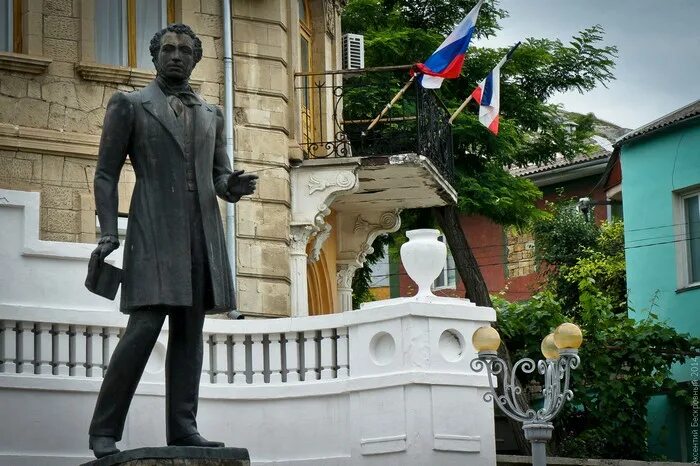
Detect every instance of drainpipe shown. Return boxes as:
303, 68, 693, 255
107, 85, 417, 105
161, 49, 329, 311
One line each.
222, 0, 242, 319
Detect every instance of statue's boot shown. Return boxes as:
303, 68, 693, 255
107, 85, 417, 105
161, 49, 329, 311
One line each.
89, 435, 119, 458
169, 433, 225, 448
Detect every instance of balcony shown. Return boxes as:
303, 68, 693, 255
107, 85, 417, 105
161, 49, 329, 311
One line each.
294, 68, 457, 212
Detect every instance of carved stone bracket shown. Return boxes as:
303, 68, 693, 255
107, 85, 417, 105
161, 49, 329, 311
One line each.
309, 214, 332, 263
337, 209, 402, 268
291, 163, 360, 261
334, 209, 400, 312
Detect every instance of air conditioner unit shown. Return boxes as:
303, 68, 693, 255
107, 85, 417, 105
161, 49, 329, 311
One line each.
342, 34, 364, 70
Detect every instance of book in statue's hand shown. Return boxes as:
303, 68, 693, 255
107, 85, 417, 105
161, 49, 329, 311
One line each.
85, 253, 122, 300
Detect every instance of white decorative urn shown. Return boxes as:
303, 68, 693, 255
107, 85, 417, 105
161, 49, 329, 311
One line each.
400, 229, 447, 297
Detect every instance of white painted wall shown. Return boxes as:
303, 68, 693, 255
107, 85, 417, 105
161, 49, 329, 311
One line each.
0, 189, 497, 466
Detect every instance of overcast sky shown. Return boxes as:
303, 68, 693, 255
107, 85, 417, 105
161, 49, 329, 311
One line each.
476, 0, 700, 130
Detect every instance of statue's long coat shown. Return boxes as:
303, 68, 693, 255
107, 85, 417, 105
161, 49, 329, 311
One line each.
94, 81, 238, 314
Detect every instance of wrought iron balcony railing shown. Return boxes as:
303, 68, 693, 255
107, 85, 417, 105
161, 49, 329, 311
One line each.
294, 68, 455, 183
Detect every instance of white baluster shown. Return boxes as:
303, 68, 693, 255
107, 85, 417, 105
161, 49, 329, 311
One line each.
232, 334, 246, 384
103, 327, 120, 374
87, 326, 103, 378
320, 328, 334, 380
211, 334, 229, 384
251, 334, 264, 384
17, 322, 35, 374
336, 327, 349, 379
71, 325, 87, 377
303, 330, 318, 381
0, 320, 17, 374
201, 333, 212, 384
268, 333, 282, 384
284, 332, 300, 383
53, 324, 70, 376
35, 322, 53, 375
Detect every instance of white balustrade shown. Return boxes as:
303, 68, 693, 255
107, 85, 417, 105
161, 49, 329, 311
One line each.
250, 333, 265, 384
0, 320, 17, 374
268, 333, 283, 383
336, 326, 349, 378
320, 328, 334, 380
201, 332, 212, 384
17, 321, 34, 374
211, 334, 229, 384
35, 322, 53, 375
103, 327, 119, 373
231, 333, 246, 384
303, 330, 318, 381
53, 323, 70, 376
87, 326, 103, 378
71, 325, 87, 377
284, 332, 300, 383
0, 315, 353, 387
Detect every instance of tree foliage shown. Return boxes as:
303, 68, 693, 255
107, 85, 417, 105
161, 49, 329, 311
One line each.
342, 0, 618, 305
496, 209, 700, 459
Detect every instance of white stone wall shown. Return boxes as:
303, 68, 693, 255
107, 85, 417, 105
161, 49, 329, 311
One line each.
0, 188, 497, 465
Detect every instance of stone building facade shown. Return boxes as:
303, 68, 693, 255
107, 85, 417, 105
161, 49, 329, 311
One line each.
0, 0, 339, 317
0, 0, 455, 317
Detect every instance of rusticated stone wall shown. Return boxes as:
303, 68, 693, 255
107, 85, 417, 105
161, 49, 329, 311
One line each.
0, 0, 333, 317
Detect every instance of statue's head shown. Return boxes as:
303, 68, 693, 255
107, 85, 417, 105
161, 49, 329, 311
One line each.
150, 23, 203, 83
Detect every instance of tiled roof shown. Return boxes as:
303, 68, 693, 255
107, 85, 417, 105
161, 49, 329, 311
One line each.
616, 99, 700, 146
508, 150, 610, 178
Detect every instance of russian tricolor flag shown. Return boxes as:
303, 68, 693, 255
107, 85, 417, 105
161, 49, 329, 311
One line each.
414, 0, 485, 89
471, 42, 520, 135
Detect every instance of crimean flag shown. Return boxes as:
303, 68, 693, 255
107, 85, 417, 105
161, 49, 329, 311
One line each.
413, 0, 485, 89
471, 42, 520, 135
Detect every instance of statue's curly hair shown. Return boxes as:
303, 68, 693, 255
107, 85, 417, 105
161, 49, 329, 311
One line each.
149, 23, 203, 64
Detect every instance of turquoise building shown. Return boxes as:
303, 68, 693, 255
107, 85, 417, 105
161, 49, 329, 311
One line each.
614, 100, 700, 461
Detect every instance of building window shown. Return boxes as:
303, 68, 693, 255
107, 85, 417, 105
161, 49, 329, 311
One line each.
680, 191, 700, 286
0, 0, 21, 53
95, 0, 175, 68
433, 235, 457, 290
298, 0, 314, 146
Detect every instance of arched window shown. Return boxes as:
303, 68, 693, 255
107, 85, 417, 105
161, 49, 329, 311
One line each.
94, 0, 175, 68
298, 0, 314, 146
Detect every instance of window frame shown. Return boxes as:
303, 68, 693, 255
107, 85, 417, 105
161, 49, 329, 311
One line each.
94, 0, 175, 69
675, 187, 700, 290
298, 0, 315, 147
432, 235, 457, 291
1, 0, 21, 53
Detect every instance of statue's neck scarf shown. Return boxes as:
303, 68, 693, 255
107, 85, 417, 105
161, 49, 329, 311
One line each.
156, 75, 200, 107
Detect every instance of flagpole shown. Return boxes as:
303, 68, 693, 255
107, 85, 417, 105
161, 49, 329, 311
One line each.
448, 41, 522, 126
365, 75, 416, 133
448, 94, 474, 125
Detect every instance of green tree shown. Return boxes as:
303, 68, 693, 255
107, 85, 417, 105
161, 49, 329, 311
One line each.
341, 0, 617, 307
342, 0, 617, 453
496, 215, 700, 459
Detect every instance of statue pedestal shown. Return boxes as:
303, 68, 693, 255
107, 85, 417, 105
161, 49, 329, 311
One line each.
80, 447, 250, 466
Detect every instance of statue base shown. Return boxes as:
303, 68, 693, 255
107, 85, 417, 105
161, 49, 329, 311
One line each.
80, 446, 250, 466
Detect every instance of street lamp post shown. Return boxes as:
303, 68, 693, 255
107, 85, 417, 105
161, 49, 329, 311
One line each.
471, 323, 583, 466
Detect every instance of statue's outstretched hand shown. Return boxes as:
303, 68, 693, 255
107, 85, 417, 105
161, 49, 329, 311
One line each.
91, 235, 120, 262
227, 170, 258, 198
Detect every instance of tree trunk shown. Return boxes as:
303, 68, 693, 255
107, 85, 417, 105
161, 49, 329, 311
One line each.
433, 204, 532, 455
432, 204, 491, 305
